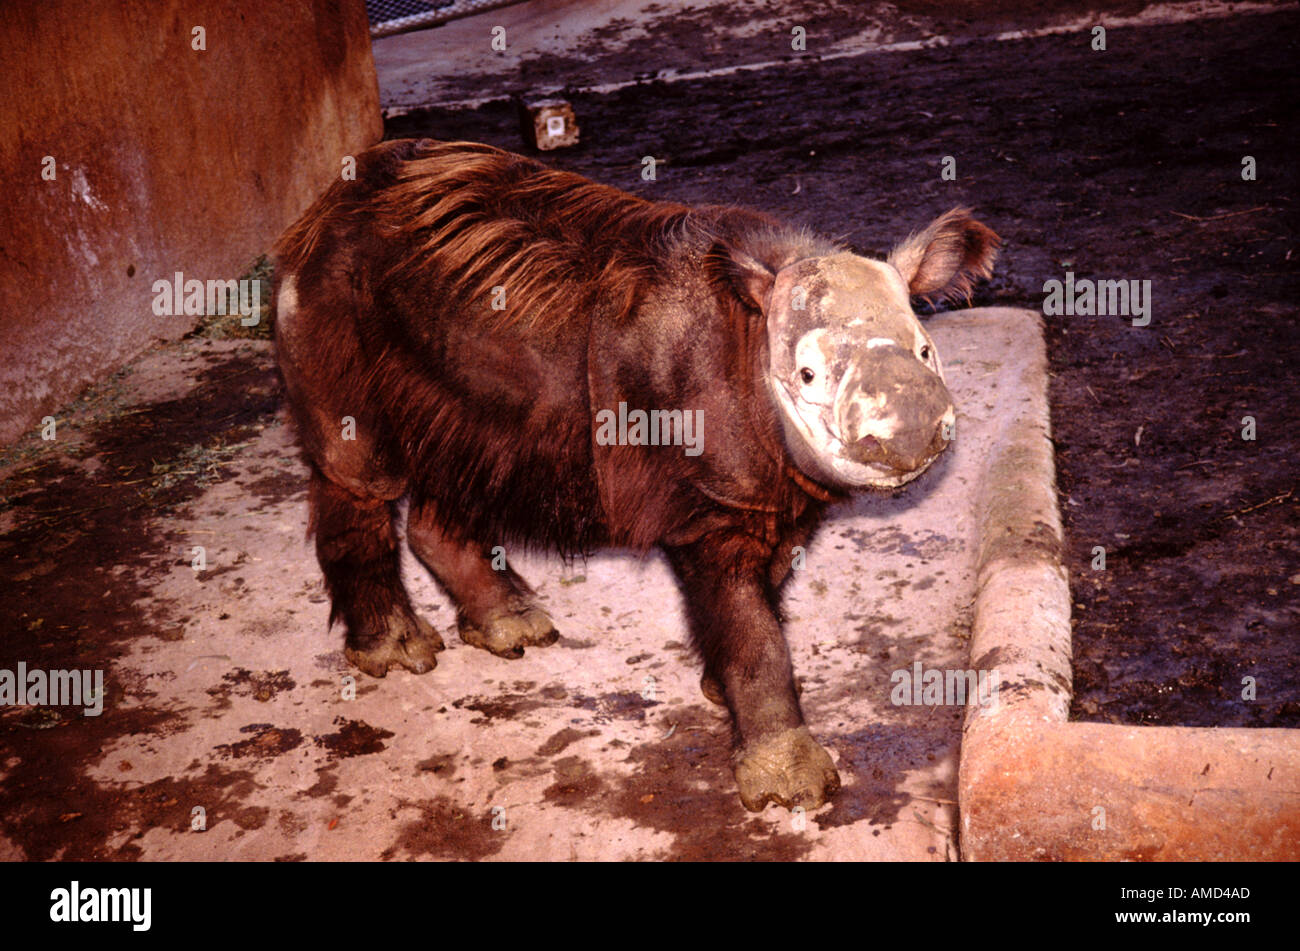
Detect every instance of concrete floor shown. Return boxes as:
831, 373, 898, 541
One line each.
0, 307, 1044, 860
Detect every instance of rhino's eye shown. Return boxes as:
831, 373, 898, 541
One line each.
800, 367, 816, 385
920, 345, 931, 361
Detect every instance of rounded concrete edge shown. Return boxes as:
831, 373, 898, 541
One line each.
962, 306, 1072, 730
955, 307, 1300, 861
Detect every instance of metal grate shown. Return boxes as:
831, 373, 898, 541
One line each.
365, 0, 526, 38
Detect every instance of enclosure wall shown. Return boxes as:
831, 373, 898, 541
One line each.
0, 0, 382, 446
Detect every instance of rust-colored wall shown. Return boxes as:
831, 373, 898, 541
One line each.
0, 0, 381, 446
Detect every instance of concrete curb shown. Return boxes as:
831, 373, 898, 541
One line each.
957, 308, 1300, 861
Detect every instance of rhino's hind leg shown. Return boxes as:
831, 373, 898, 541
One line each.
406, 503, 558, 659
310, 469, 445, 677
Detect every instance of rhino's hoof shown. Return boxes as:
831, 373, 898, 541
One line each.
345, 613, 445, 677
734, 726, 840, 812
459, 604, 558, 659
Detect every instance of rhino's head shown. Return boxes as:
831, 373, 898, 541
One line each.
735, 208, 999, 490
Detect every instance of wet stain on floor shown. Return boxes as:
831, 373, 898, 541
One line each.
313, 718, 395, 759
0, 342, 282, 860
215, 725, 305, 760
601, 706, 815, 861
380, 796, 505, 861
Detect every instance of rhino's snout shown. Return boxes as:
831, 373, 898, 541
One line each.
836, 346, 954, 476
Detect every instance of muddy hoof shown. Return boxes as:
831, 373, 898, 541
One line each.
345, 614, 445, 677
458, 603, 558, 659
733, 726, 840, 812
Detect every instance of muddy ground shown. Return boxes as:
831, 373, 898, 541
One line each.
0, 5, 1296, 861
388, 8, 1300, 729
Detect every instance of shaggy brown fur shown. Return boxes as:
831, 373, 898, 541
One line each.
273, 137, 995, 812
279, 140, 703, 334
275, 139, 839, 559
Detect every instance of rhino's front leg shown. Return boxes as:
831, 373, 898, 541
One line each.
665, 539, 840, 812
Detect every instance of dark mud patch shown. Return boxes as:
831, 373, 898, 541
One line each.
570, 689, 660, 723
299, 763, 340, 799
215, 724, 305, 760
380, 795, 505, 860
390, 10, 1300, 728
236, 466, 307, 509
452, 692, 547, 722
536, 726, 599, 757
542, 755, 605, 806
416, 752, 458, 777
314, 718, 395, 758
208, 668, 298, 705
278, 810, 310, 837
0, 757, 266, 860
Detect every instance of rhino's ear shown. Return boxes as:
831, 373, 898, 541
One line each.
720, 245, 777, 313
888, 207, 1000, 303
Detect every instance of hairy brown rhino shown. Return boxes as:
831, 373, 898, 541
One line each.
274, 138, 999, 811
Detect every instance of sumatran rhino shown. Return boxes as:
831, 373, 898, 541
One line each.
274, 138, 999, 811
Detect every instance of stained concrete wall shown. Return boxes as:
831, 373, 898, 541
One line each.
0, 0, 381, 447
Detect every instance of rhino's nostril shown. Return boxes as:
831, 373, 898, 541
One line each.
857, 435, 881, 453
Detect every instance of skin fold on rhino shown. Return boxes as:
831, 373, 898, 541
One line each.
274, 138, 1000, 813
